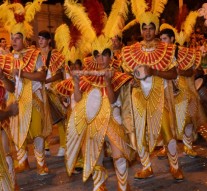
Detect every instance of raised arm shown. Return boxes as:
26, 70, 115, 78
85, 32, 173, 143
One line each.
104, 69, 119, 104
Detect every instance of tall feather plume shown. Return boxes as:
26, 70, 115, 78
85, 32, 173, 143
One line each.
64, 0, 96, 43
152, 0, 168, 17
0, 2, 15, 32
25, 0, 46, 22
131, 0, 148, 18
0, 1, 9, 21
176, 32, 186, 46
175, 4, 188, 32
55, 24, 70, 61
182, 11, 198, 42
69, 25, 82, 48
145, 0, 153, 11
103, 0, 129, 38
122, 19, 138, 32
83, 0, 105, 36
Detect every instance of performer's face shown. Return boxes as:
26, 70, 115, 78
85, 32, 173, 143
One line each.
95, 53, 111, 69
111, 36, 122, 50
11, 33, 24, 51
38, 36, 51, 48
0, 39, 6, 49
160, 34, 174, 44
141, 23, 156, 42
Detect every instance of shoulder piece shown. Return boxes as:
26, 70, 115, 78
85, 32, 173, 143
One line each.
177, 46, 197, 70
111, 59, 121, 71
56, 79, 74, 96
80, 75, 105, 93
122, 42, 175, 71
79, 71, 132, 94
14, 48, 40, 72
0, 54, 13, 77
112, 71, 132, 91
84, 56, 122, 71
194, 50, 202, 69
49, 49, 65, 75
83, 56, 97, 70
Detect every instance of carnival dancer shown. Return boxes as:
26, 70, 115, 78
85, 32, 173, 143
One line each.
160, 10, 207, 158
55, 23, 85, 172
0, 38, 10, 55
38, 30, 66, 157
0, 54, 18, 189
0, 0, 49, 175
0, 55, 19, 190
121, 0, 184, 181
0, 102, 18, 191
56, 0, 132, 190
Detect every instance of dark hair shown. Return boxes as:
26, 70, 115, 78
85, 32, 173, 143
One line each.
160, 28, 175, 39
93, 50, 99, 57
102, 48, 111, 57
0, 38, 6, 43
142, 22, 156, 30
16, 32, 24, 39
93, 48, 112, 57
75, 59, 82, 68
38, 30, 51, 39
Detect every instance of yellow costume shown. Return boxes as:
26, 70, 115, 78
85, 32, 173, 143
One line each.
41, 48, 66, 153
0, 54, 15, 190
0, 137, 13, 191
176, 47, 206, 155
11, 48, 49, 175
58, 0, 131, 190
54, 23, 84, 160
0, 0, 47, 175
121, 0, 183, 181
160, 12, 207, 157
57, 63, 132, 190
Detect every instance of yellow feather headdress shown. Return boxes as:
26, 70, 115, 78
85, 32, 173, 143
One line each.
160, 11, 198, 45
55, 24, 83, 64
0, 0, 45, 39
129, 0, 168, 34
64, 0, 129, 55
103, 0, 129, 38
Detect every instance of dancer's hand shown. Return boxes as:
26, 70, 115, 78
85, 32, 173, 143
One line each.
104, 69, 114, 86
7, 102, 19, 117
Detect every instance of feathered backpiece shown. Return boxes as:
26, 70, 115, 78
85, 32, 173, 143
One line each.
55, 24, 83, 64
64, 0, 96, 44
103, 0, 129, 38
175, 4, 188, 32
160, 11, 198, 45
64, 0, 129, 55
83, 0, 106, 37
130, 0, 168, 34
0, 0, 45, 38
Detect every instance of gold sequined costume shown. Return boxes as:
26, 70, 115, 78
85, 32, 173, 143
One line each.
175, 47, 207, 155
11, 48, 49, 175
42, 49, 66, 151
122, 39, 183, 180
